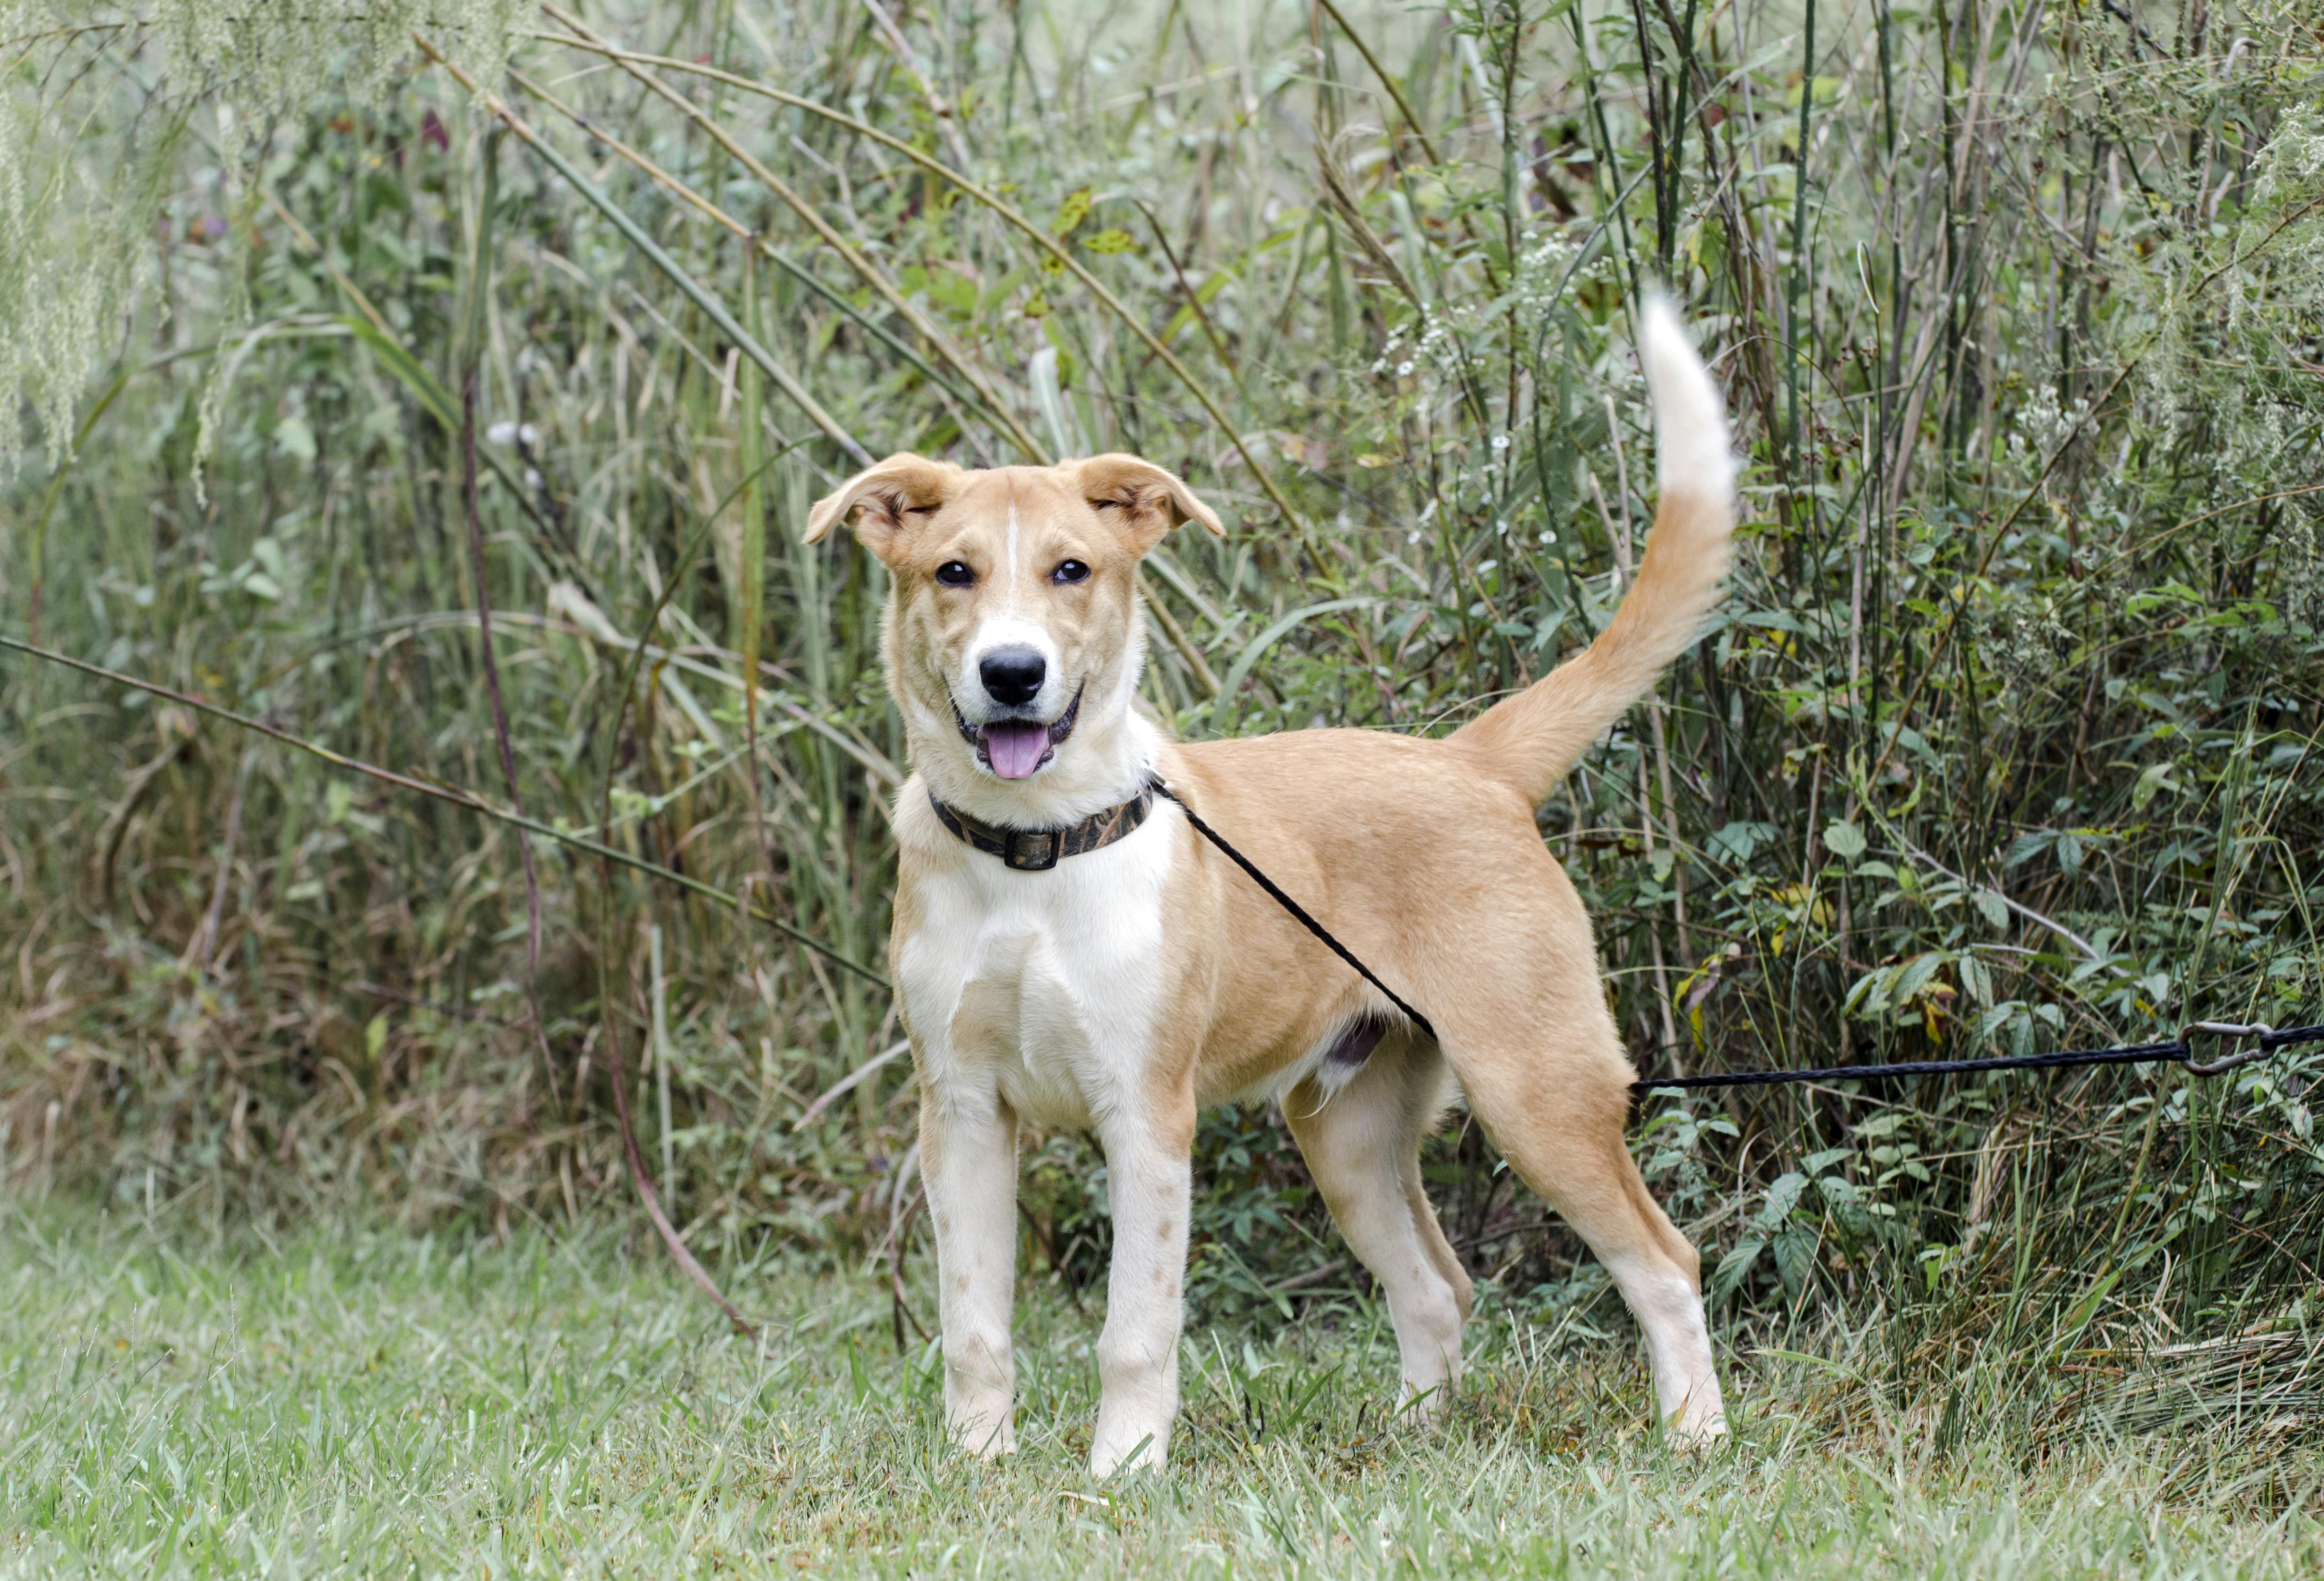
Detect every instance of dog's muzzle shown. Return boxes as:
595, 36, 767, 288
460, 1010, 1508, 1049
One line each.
954, 685, 1083, 780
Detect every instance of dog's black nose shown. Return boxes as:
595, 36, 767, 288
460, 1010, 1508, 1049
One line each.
979, 646, 1047, 708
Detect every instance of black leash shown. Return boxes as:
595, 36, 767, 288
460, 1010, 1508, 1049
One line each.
1629, 1022, 2324, 1093
1147, 776, 1438, 1041
1144, 776, 2319, 1095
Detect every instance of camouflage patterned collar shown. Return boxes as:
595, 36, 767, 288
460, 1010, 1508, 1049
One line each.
926, 785, 1156, 872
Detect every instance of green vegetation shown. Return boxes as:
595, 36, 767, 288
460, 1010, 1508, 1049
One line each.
3, 0, 2322, 1539
4, 1207, 2321, 1577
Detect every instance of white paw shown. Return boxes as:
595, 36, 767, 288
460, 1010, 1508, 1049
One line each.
1395, 1378, 1456, 1426
950, 1412, 1016, 1459
1663, 1402, 1729, 1447
1088, 1428, 1166, 1479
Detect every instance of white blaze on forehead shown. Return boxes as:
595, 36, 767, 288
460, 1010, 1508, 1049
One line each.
949, 475, 1077, 719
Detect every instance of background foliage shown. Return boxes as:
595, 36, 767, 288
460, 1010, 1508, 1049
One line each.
4, 0, 2321, 1437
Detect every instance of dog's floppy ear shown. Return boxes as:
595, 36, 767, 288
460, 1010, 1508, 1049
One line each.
1073, 454, 1225, 551
804, 453, 959, 559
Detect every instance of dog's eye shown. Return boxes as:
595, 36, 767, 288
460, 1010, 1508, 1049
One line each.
1051, 559, 1091, 584
903, 504, 941, 517
934, 560, 976, 587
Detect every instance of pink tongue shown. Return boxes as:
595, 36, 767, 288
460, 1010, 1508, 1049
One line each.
982, 721, 1050, 779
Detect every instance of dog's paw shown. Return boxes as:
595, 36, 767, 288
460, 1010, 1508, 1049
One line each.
1392, 1379, 1457, 1428
1087, 1430, 1165, 1480
1662, 1405, 1729, 1450
950, 1414, 1017, 1460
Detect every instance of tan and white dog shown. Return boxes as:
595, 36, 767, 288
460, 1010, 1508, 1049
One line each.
804, 299, 1734, 1476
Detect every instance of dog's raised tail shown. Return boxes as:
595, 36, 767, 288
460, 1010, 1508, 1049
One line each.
1452, 297, 1735, 807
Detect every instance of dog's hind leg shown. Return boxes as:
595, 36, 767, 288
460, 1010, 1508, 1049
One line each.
921, 1082, 1021, 1457
1285, 1035, 1471, 1419
1443, 996, 1727, 1441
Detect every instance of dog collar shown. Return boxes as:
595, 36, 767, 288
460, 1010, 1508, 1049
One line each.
927, 785, 1156, 872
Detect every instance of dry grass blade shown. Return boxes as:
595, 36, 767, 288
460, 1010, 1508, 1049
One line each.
1312, 0, 1446, 165
526, 7, 1043, 463
2065, 1326, 2324, 1441
456, 134, 542, 981
1317, 152, 1422, 308
1310, 0, 1502, 293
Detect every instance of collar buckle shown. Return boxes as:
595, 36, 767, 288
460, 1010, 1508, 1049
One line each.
1003, 829, 1061, 871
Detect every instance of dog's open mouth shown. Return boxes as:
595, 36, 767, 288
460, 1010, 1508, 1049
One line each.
955, 687, 1083, 780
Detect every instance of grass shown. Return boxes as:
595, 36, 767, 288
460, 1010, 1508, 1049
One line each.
4, 1204, 2320, 1579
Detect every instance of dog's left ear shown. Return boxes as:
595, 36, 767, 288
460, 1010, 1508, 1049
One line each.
1073, 455, 1226, 551
804, 453, 959, 561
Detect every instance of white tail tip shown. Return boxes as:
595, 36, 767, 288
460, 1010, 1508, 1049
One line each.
1638, 295, 1736, 499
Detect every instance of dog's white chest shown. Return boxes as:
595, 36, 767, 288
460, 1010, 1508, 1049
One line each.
898, 819, 1175, 1129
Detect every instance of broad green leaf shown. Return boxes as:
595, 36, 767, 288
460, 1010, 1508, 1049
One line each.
1971, 889, 2010, 931
1709, 1236, 1765, 1302
1051, 186, 1093, 236
1773, 1227, 1819, 1295
1961, 952, 1994, 1006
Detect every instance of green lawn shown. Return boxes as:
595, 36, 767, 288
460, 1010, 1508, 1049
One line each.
2, 1206, 2316, 1578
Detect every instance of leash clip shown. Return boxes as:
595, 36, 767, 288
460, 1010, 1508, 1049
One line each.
2179, 1020, 2274, 1077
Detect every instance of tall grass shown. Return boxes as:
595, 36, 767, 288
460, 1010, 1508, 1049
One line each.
2, 1, 2321, 1433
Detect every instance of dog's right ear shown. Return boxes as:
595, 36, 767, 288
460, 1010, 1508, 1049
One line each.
803, 454, 958, 560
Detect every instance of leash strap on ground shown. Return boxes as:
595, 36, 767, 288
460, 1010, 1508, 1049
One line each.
1142, 770, 2318, 1097
1632, 1022, 2324, 1094
1147, 776, 1438, 1041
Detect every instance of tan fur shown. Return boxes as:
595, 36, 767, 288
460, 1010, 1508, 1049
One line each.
1452, 486, 1731, 803
811, 298, 1734, 1474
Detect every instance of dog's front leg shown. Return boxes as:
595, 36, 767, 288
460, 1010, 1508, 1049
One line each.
1088, 1097, 1195, 1476
921, 1082, 1019, 1457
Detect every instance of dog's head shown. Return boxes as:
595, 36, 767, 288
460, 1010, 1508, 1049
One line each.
806, 455, 1221, 805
